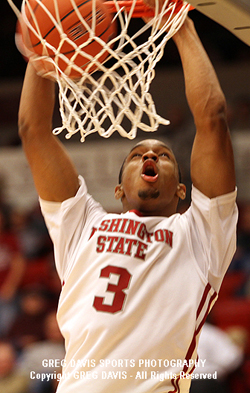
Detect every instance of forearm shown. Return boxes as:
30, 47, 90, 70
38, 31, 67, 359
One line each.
173, 17, 227, 129
18, 63, 79, 202
173, 17, 235, 197
18, 61, 55, 137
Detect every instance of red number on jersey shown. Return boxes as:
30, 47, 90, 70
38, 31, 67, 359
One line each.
93, 265, 132, 313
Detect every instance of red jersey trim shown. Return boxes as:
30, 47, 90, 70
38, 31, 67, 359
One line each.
129, 210, 144, 217
170, 283, 218, 392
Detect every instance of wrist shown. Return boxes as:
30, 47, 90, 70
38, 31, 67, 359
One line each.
172, 16, 195, 43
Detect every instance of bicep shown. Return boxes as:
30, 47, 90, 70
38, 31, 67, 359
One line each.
191, 116, 236, 198
19, 63, 80, 202
21, 130, 80, 202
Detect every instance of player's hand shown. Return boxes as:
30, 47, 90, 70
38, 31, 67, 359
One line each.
142, 0, 172, 29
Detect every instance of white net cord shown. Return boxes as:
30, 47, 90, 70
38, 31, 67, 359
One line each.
7, 0, 191, 141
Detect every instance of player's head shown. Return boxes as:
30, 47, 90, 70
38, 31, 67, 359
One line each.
115, 139, 186, 216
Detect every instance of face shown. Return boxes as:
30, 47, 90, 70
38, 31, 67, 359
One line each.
115, 139, 186, 216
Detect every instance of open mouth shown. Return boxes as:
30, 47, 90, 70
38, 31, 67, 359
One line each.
141, 161, 159, 183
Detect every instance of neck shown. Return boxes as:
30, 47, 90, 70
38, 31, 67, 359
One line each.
122, 200, 178, 217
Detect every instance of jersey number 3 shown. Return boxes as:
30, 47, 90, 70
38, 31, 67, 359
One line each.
93, 265, 132, 314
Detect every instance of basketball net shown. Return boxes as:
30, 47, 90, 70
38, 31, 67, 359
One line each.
8, 0, 191, 142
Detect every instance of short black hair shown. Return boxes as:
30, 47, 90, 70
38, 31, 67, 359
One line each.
118, 156, 127, 184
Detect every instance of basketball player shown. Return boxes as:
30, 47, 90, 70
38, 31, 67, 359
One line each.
18, 17, 237, 393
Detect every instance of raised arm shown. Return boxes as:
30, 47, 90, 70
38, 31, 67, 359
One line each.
173, 17, 235, 198
18, 62, 79, 202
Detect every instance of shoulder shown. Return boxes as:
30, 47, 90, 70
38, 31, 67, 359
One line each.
40, 175, 106, 218
189, 185, 238, 219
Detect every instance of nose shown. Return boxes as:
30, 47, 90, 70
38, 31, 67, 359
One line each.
142, 150, 158, 162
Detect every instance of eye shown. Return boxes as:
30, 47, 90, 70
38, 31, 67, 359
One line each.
131, 153, 142, 159
159, 152, 170, 158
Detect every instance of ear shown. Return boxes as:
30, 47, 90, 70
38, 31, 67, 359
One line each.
176, 183, 186, 200
115, 184, 124, 200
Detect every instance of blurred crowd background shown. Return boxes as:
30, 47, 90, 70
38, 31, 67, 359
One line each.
1, 2, 250, 393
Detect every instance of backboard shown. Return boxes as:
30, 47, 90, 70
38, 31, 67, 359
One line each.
189, 0, 250, 46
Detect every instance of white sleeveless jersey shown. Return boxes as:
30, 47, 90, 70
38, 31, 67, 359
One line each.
40, 176, 237, 393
